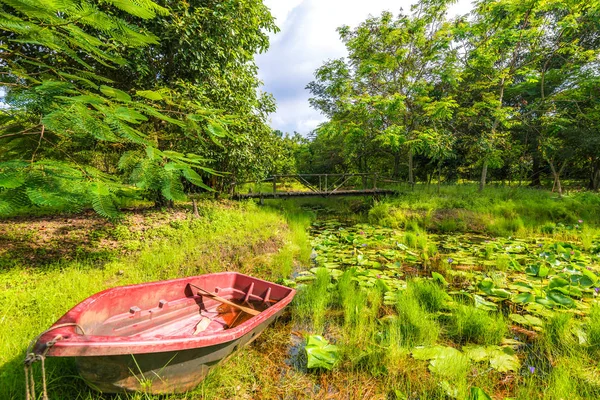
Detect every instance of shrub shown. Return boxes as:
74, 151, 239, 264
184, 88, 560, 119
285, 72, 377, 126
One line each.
368, 202, 393, 226
541, 222, 556, 234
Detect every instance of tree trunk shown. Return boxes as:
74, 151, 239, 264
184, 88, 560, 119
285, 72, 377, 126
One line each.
437, 163, 442, 194
391, 153, 400, 178
153, 191, 169, 209
548, 160, 563, 198
590, 159, 600, 191
408, 149, 414, 188
192, 199, 200, 218
479, 159, 488, 192
531, 152, 542, 187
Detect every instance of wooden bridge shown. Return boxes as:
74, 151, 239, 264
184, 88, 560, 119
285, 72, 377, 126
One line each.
232, 173, 400, 200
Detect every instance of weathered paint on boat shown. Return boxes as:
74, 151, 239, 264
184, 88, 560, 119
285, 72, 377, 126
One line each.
33, 272, 295, 393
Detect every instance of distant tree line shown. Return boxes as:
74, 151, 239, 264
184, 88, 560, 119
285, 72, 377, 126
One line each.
300, 0, 600, 195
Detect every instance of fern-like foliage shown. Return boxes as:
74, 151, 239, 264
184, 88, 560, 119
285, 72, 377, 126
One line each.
0, 160, 136, 218
0, 0, 225, 217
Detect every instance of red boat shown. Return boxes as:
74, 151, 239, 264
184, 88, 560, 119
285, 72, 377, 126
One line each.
32, 272, 295, 393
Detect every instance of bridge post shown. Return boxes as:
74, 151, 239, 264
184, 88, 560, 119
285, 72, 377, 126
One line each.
273, 175, 277, 194
325, 175, 328, 192
373, 173, 377, 189
319, 175, 322, 191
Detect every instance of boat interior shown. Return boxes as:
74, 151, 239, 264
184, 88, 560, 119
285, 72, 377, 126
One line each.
88, 281, 277, 338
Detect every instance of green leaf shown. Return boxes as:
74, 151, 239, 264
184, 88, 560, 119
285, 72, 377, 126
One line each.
508, 281, 533, 293
90, 182, 120, 219
469, 387, 492, 400
100, 85, 131, 102
206, 121, 227, 138
478, 280, 494, 294
489, 288, 511, 298
136, 90, 163, 101
535, 296, 557, 308
547, 292, 576, 308
463, 345, 520, 372
462, 345, 489, 362
513, 293, 535, 304
473, 294, 497, 311
509, 313, 543, 327
432, 272, 448, 286
103, 0, 168, 19
0, 173, 24, 189
549, 277, 569, 289
489, 350, 520, 372
114, 107, 148, 124
428, 349, 469, 378
582, 269, 598, 285
305, 335, 340, 370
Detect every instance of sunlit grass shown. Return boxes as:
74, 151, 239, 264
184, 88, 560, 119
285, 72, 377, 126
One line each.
292, 268, 331, 334
406, 279, 449, 313
369, 184, 600, 239
447, 305, 507, 345
0, 201, 304, 399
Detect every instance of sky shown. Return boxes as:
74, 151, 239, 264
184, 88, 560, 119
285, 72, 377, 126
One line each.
256, 0, 473, 135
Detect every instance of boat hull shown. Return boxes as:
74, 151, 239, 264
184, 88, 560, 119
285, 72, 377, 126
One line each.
75, 312, 277, 393
33, 272, 295, 394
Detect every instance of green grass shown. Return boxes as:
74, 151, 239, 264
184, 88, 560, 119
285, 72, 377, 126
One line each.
447, 305, 508, 345
0, 200, 311, 399
2, 186, 600, 399
406, 279, 449, 313
393, 287, 440, 346
292, 267, 332, 334
586, 305, 600, 358
369, 184, 600, 238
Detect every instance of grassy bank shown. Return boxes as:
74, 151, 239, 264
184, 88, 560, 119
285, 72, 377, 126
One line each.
0, 200, 312, 399
370, 185, 600, 239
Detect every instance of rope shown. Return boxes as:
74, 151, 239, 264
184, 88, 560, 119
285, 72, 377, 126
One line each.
24, 323, 85, 400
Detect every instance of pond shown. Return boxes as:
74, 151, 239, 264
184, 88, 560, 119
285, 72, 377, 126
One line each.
285, 212, 600, 398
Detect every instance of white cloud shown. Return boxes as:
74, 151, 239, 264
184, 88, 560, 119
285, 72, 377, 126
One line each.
257, 0, 473, 135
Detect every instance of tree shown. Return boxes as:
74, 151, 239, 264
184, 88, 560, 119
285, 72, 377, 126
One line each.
0, 0, 224, 216
453, 0, 544, 191
89, 0, 280, 191
308, 0, 459, 183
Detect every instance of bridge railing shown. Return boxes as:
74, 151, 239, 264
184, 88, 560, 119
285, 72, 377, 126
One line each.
231, 173, 403, 198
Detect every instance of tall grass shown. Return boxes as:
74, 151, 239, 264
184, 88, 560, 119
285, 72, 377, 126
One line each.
391, 287, 440, 347
292, 268, 332, 334
406, 280, 449, 313
368, 185, 600, 239
586, 305, 600, 357
447, 305, 507, 345
541, 313, 578, 358
334, 271, 383, 367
